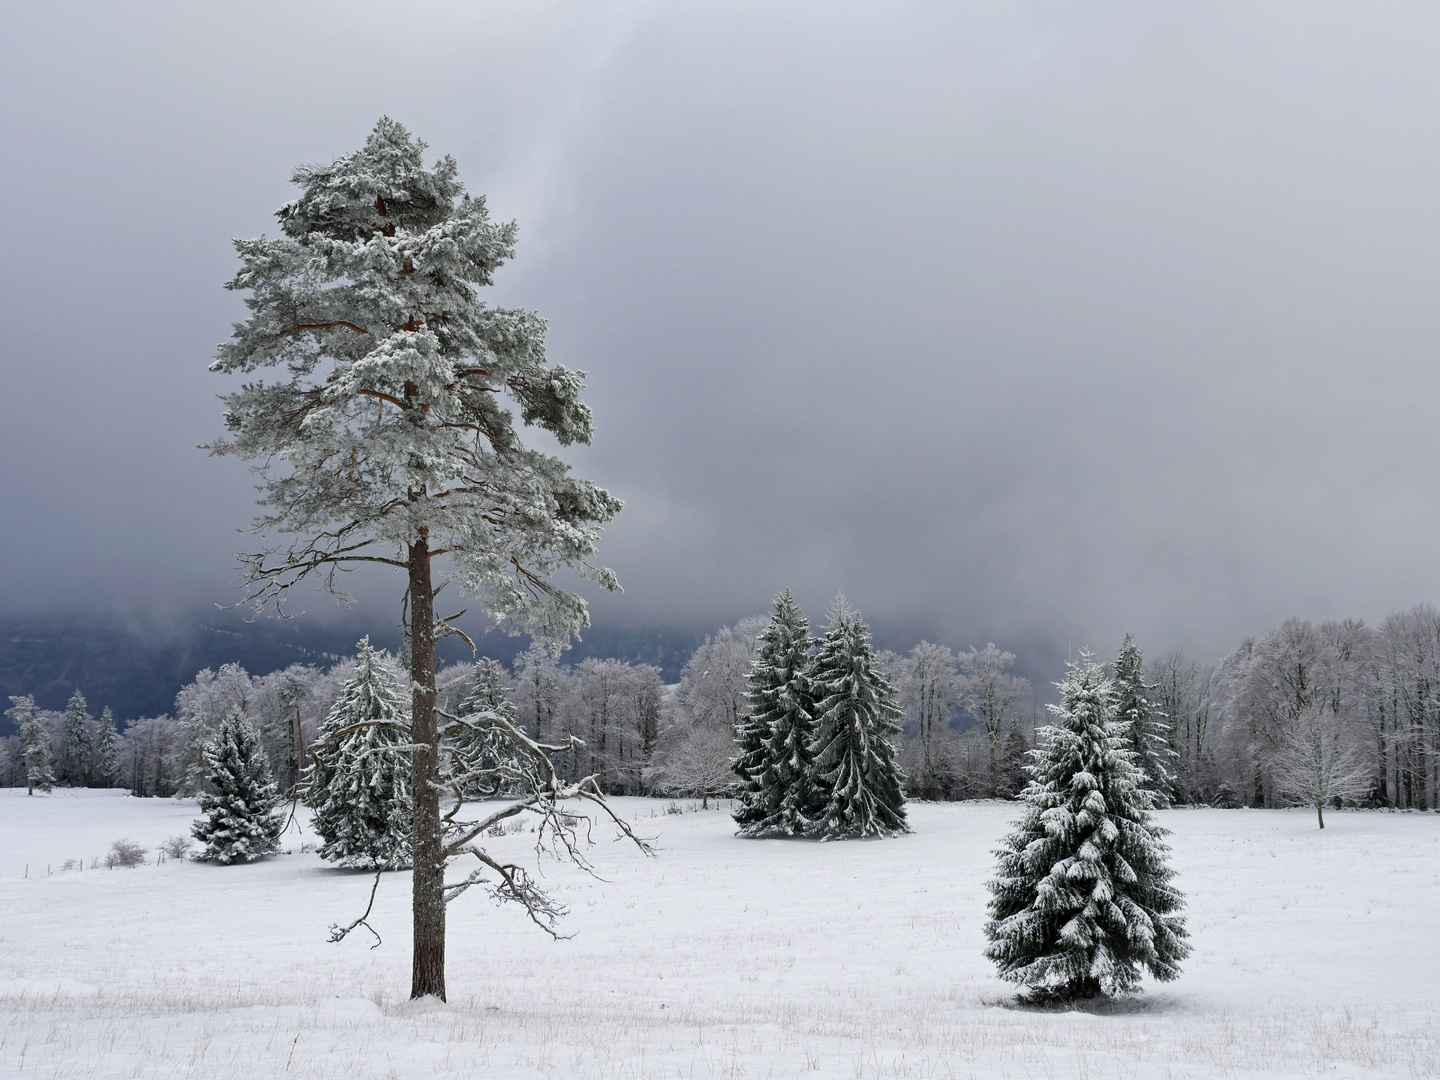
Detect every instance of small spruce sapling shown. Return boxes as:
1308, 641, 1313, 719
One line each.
984, 652, 1189, 1001
734, 590, 816, 837
307, 640, 414, 869
447, 658, 522, 799
805, 599, 909, 840
192, 708, 285, 864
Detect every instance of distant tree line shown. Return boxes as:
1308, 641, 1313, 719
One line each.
6, 600, 1440, 813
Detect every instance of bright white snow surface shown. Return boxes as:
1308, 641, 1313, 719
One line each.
2, 790, 1437, 1079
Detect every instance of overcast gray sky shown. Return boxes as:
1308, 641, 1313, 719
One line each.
3, 1, 1439, 666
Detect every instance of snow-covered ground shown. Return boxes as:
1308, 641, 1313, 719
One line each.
2, 790, 1437, 1079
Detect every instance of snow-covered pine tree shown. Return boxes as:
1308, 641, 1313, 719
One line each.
805, 599, 909, 840
208, 118, 641, 998
734, 590, 816, 837
93, 707, 119, 788
191, 707, 284, 864
1112, 634, 1177, 806
443, 657, 522, 799
62, 690, 91, 786
307, 639, 413, 869
984, 651, 1189, 1001
7, 695, 55, 795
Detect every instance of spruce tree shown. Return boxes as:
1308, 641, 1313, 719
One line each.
7, 695, 55, 795
62, 690, 92, 786
984, 652, 1189, 1001
93, 707, 119, 788
192, 707, 285, 864
446, 657, 521, 799
805, 600, 909, 840
307, 640, 413, 869
734, 590, 816, 837
1112, 634, 1177, 806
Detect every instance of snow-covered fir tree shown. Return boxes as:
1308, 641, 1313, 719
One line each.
7, 695, 54, 795
192, 707, 284, 864
734, 590, 816, 837
307, 639, 413, 869
1112, 634, 1177, 806
445, 657, 521, 798
984, 651, 1189, 1001
62, 690, 91, 786
93, 707, 119, 787
805, 598, 909, 840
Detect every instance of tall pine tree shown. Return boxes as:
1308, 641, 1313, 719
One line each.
984, 652, 1189, 1001
307, 640, 413, 869
1112, 634, 1177, 807
192, 707, 285, 864
806, 600, 909, 840
7, 695, 54, 795
734, 590, 816, 837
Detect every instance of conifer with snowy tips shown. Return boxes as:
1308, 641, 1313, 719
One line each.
93, 707, 119, 787
734, 590, 816, 836
7, 695, 55, 795
446, 657, 522, 798
805, 598, 909, 840
191, 707, 285, 864
984, 651, 1189, 1001
307, 640, 413, 869
1112, 634, 1177, 806
62, 690, 91, 786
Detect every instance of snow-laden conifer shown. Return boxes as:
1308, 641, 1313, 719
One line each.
93, 707, 119, 787
1112, 634, 1177, 806
445, 657, 522, 798
734, 590, 816, 836
805, 599, 909, 840
7, 695, 54, 795
191, 707, 284, 864
62, 690, 91, 786
307, 640, 413, 869
984, 652, 1189, 1000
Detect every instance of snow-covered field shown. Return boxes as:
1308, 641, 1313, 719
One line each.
2, 790, 1437, 1079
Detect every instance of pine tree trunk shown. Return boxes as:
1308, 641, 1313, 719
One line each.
408, 532, 446, 1001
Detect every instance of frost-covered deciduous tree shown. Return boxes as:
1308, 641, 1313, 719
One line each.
675, 617, 767, 731
307, 640, 414, 868
512, 644, 566, 743
1271, 704, 1370, 828
61, 690, 91, 787
806, 599, 909, 840
208, 118, 638, 999
734, 590, 816, 836
1146, 649, 1221, 804
959, 644, 1029, 797
895, 641, 960, 800
984, 652, 1189, 1001
7, 696, 54, 795
192, 708, 284, 864
1112, 635, 1176, 806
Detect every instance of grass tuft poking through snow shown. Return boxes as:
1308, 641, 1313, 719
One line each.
1, 789, 1437, 1078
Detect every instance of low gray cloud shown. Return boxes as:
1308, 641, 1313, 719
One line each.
3, 1, 1439, 668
